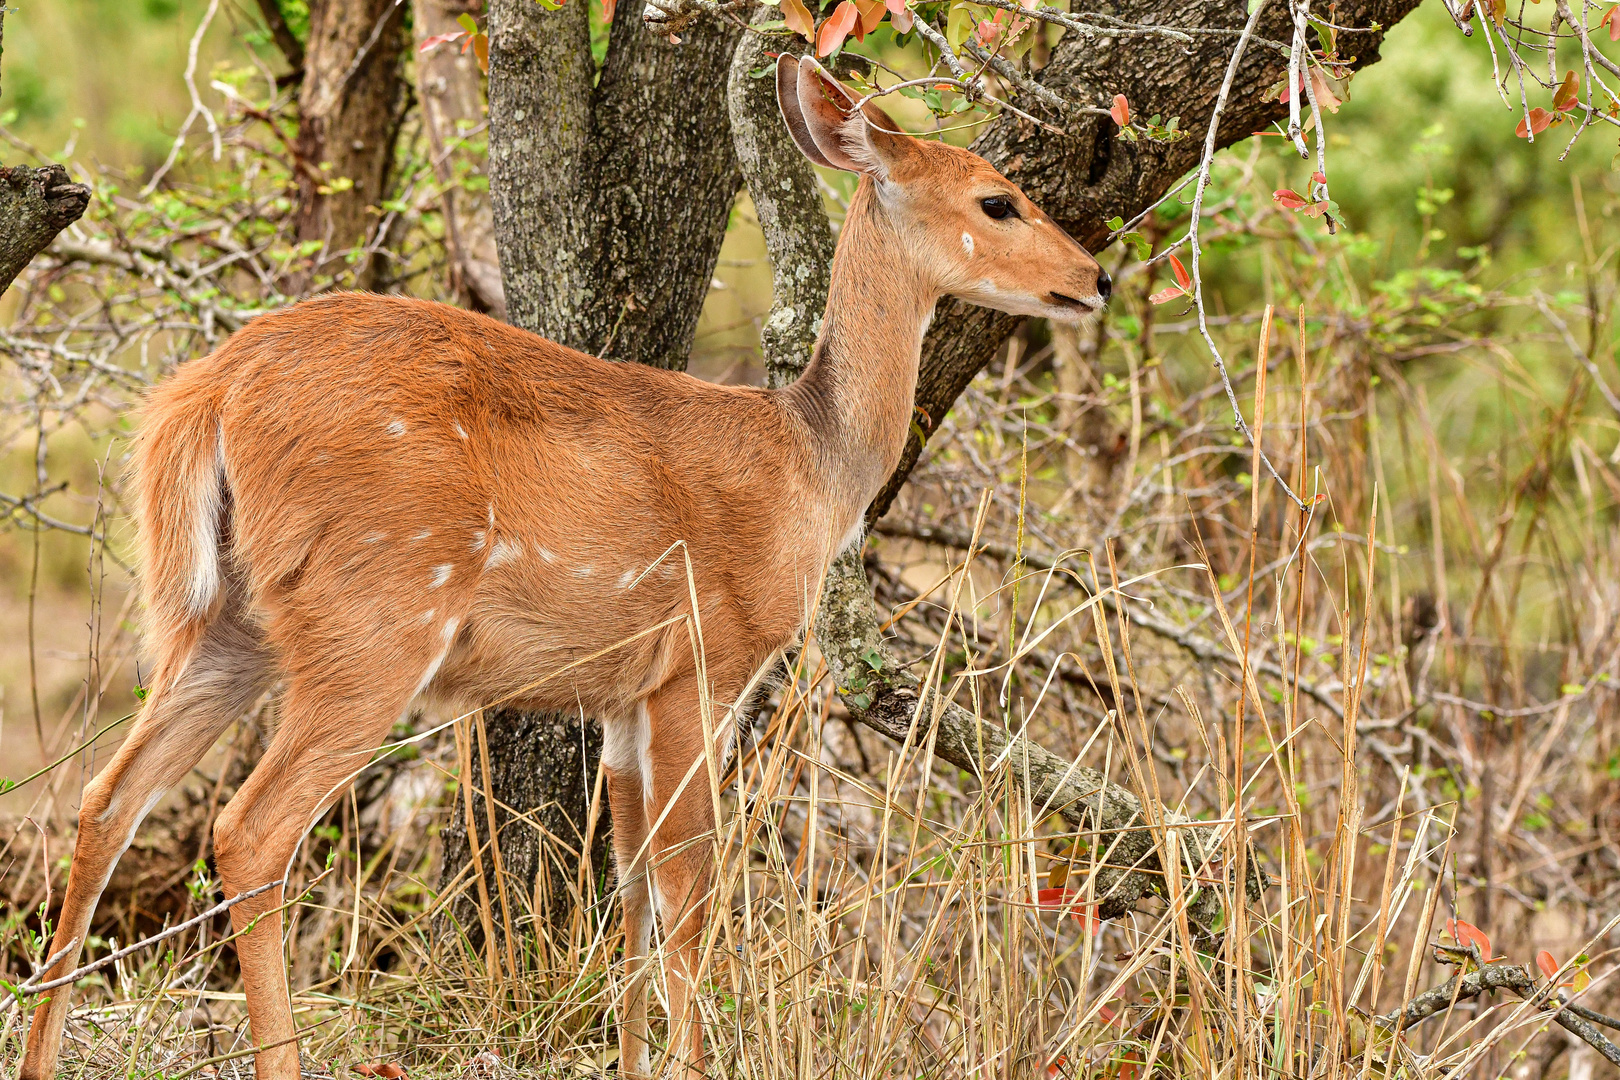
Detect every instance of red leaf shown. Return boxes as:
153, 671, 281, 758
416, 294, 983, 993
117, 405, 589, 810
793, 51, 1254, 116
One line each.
883, 0, 913, 31
1035, 887, 1104, 934
1149, 286, 1185, 305
1310, 171, 1327, 186
976, 18, 1002, 44
782, 0, 815, 40
1553, 70, 1580, 112
1447, 918, 1493, 959
853, 0, 887, 37
817, 0, 859, 55
1168, 253, 1191, 290
1515, 107, 1554, 137
417, 31, 467, 53
1604, 4, 1620, 39
1109, 93, 1130, 126
1273, 188, 1309, 210
353, 1067, 407, 1079
1276, 70, 1305, 104
1538, 950, 1560, 980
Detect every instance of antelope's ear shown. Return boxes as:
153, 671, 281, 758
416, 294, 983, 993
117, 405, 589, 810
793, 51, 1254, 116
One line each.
792, 56, 921, 179
777, 55, 838, 169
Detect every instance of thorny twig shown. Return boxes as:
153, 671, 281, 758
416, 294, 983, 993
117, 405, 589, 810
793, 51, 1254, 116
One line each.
1185, 0, 1311, 511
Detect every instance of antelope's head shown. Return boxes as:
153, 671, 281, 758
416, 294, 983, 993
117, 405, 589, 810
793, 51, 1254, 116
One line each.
776, 55, 1109, 323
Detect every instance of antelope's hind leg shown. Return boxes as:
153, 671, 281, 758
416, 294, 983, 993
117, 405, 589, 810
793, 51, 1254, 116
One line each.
206, 607, 465, 1080
18, 601, 273, 1080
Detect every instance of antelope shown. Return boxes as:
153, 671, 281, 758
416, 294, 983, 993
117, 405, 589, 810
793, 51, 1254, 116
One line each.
17, 55, 1108, 1080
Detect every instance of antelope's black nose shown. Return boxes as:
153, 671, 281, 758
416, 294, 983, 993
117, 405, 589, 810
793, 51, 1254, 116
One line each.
1096, 268, 1112, 302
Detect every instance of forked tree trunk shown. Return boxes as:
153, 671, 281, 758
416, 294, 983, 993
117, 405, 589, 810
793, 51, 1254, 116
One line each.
441, 0, 742, 945
292, 0, 409, 284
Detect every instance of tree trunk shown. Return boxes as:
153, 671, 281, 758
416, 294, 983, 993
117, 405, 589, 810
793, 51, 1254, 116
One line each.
444, 0, 741, 944
0, 11, 92, 295
292, 0, 408, 283
412, 0, 505, 318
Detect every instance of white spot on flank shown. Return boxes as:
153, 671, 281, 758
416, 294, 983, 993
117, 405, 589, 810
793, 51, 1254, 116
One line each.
454, 423, 469, 440
430, 564, 453, 588
618, 569, 637, 589
363, 531, 386, 544
442, 616, 459, 642
388, 420, 406, 437
420, 608, 436, 623
413, 528, 431, 541
471, 530, 486, 552
536, 546, 556, 564
574, 565, 594, 578
962, 232, 974, 256
487, 504, 495, 530
485, 538, 523, 569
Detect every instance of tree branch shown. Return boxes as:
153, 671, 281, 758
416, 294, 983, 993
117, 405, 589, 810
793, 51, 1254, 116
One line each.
1377, 960, 1620, 1068
869, 0, 1425, 520
0, 165, 91, 296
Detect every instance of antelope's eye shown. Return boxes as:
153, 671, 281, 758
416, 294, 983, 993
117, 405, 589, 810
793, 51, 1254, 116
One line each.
981, 195, 1018, 220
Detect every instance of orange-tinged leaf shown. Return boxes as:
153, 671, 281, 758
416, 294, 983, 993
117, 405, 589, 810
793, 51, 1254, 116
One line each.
1273, 188, 1308, 210
1554, 70, 1580, 111
1311, 171, 1327, 185
1515, 107, 1554, 137
1538, 950, 1560, 980
854, 0, 887, 35
1607, 4, 1620, 40
976, 18, 1001, 43
817, 0, 859, 55
1447, 918, 1493, 959
353, 1066, 407, 1079
1168, 253, 1191, 289
1109, 93, 1130, 126
418, 31, 467, 53
1149, 286, 1185, 305
471, 32, 489, 72
1308, 66, 1343, 112
782, 0, 815, 39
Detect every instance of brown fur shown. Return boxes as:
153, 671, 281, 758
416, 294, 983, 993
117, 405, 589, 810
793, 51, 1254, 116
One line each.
18, 56, 1105, 1080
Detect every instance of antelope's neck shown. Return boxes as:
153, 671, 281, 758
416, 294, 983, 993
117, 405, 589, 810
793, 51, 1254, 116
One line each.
778, 184, 935, 539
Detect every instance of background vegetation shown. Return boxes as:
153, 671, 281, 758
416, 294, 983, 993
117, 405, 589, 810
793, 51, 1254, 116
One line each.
5, 0, 1620, 1075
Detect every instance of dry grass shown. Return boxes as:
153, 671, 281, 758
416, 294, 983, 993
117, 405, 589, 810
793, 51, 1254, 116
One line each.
4, 95, 1620, 1080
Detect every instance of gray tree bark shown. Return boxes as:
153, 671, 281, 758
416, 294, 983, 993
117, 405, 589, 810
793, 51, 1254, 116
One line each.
0, 10, 92, 296
444, 0, 743, 942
